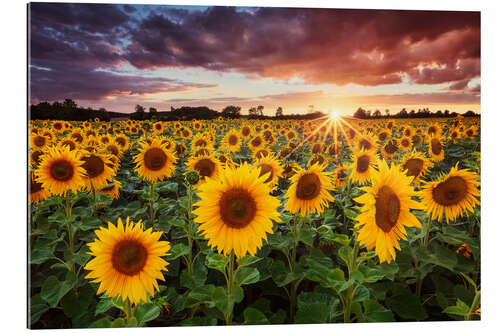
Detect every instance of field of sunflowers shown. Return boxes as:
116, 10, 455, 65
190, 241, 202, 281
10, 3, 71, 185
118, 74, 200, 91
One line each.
28, 115, 481, 328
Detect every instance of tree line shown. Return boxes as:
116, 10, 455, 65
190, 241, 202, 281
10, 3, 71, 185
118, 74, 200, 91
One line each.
30, 99, 111, 121
353, 107, 479, 119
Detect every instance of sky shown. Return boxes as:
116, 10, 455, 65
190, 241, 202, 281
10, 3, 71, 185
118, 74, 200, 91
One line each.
28, 3, 480, 116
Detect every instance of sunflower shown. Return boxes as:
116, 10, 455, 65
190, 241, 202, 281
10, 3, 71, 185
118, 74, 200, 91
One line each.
98, 134, 112, 146
449, 128, 461, 143
412, 134, 423, 145
240, 124, 253, 139
69, 129, 85, 144
30, 171, 50, 204
282, 161, 299, 178
399, 136, 413, 151
419, 164, 480, 223
310, 142, 324, 154
349, 149, 378, 185
284, 163, 334, 216
30, 149, 44, 168
192, 146, 215, 158
307, 154, 328, 168
180, 127, 193, 140
52, 121, 65, 134
333, 164, 349, 188
377, 130, 391, 142
191, 133, 211, 149
326, 143, 340, 156
354, 134, 377, 152
286, 130, 297, 141
35, 146, 86, 196
114, 134, 130, 151
85, 217, 171, 305
222, 129, 241, 153
153, 122, 163, 134
248, 134, 266, 151
98, 179, 122, 200
135, 140, 177, 182
380, 139, 399, 160
427, 134, 445, 162
254, 155, 283, 188
57, 138, 78, 151
463, 125, 478, 140
193, 163, 281, 258
174, 142, 188, 157
215, 152, 235, 169
354, 159, 423, 263
402, 126, 414, 138
400, 150, 434, 186
30, 134, 50, 150
81, 152, 116, 191
426, 124, 441, 137
105, 142, 122, 159
186, 154, 221, 183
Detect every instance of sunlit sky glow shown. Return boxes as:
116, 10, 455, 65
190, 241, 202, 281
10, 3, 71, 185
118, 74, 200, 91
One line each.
29, 3, 480, 115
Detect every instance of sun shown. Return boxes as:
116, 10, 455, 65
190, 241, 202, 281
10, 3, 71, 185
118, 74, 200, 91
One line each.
329, 111, 340, 121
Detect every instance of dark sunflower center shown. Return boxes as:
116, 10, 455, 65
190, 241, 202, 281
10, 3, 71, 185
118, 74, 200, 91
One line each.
452, 132, 458, 138
404, 129, 410, 136
432, 176, 468, 206
375, 185, 401, 232
155, 124, 162, 130
359, 139, 372, 151
194, 158, 216, 178
256, 149, 268, 159
287, 132, 295, 139
356, 155, 370, 173
50, 160, 74, 182
219, 189, 257, 229
258, 163, 274, 183
296, 173, 321, 200
379, 132, 388, 141
82, 155, 105, 179
312, 144, 322, 154
71, 133, 84, 143
242, 127, 250, 136
384, 141, 398, 154
228, 135, 238, 145
115, 137, 126, 147
403, 158, 424, 178
428, 127, 436, 135
144, 148, 167, 171
33, 136, 46, 147
175, 144, 186, 155
194, 139, 206, 147
251, 137, 262, 146
107, 145, 119, 156
112, 240, 148, 276
431, 138, 442, 155
401, 139, 410, 147
54, 123, 62, 130
466, 129, 473, 136
61, 140, 76, 150
337, 169, 347, 180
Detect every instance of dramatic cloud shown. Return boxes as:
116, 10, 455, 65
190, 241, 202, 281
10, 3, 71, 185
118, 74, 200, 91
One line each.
29, 65, 217, 102
124, 7, 480, 86
28, 3, 480, 112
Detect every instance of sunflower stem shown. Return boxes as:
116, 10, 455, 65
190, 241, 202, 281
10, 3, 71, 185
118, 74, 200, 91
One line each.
343, 239, 360, 323
225, 251, 235, 325
466, 290, 480, 320
422, 215, 432, 247
186, 184, 194, 277
148, 182, 156, 226
288, 216, 301, 323
123, 299, 135, 321
64, 194, 75, 272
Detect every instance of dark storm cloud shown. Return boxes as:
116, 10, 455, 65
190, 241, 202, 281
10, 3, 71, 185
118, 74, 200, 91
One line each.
29, 3, 480, 103
123, 7, 480, 86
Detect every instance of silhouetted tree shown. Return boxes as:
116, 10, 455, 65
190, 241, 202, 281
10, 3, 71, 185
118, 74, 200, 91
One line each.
63, 99, 77, 109
353, 107, 367, 119
257, 105, 264, 116
248, 107, 257, 116
276, 106, 284, 117
221, 105, 241, 118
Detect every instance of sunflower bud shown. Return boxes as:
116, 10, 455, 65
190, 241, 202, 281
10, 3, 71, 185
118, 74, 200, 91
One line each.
185, 170, 200, 185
